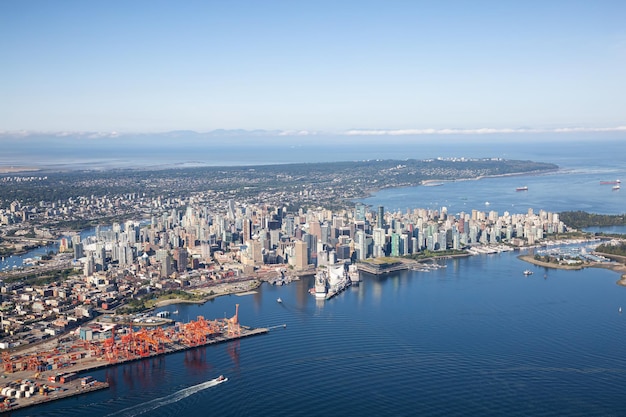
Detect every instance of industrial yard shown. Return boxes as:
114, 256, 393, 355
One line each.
0, 304, 267, 413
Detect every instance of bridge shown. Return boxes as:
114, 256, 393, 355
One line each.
1, 236, 58, 244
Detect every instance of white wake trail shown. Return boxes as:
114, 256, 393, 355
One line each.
107, 378, 226, 417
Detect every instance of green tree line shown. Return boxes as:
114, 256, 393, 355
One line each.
559, 211, 626, 229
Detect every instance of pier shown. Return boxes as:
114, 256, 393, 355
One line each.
0, 305, 268, 414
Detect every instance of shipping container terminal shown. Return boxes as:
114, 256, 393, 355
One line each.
0, 304, 268, 413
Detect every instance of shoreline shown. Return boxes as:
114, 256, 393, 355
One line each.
518, 254, 626, 283
361, 167, 560, 198
151, 279, 262, 308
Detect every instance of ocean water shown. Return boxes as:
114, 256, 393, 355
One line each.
6, 138, 626, 416
20, 253, 626, 417
358, 138, 626, 215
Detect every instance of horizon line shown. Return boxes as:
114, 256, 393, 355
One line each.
1, 125, 626, 139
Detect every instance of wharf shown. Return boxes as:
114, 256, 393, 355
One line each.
0, 326, 268, 414
65, 326, 269, 375
1, 380, 109, 414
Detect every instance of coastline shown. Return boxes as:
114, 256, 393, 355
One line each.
518, 254, 626, 284
151, 279, 262, 308
518, 254, 584, 270
361, 166, 560, 199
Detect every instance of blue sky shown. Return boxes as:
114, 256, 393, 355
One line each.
1, 0, 625, 134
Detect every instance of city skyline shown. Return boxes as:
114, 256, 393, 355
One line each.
2, 1, 625, 133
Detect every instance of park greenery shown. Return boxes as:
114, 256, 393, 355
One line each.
595, 242, 626, 257
3, 268, 81, 285
117, 289, 207, 314
559, 211, 626, 229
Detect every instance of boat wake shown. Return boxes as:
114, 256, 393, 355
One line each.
106, 377, 227, 417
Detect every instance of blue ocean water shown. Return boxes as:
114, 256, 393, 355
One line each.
6, 138, 626, 416
20, 254, 626, 417
358, 138, 626, 215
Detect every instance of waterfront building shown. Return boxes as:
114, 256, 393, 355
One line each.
355, 230, 367, 260
295, 240, 308, 270
391, 233, 400, 257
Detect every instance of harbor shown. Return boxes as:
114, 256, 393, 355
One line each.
0, 305, 269, 414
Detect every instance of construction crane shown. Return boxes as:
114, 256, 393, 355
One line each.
226, 304, 241, 337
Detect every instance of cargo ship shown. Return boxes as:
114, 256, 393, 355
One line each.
516, 186, 528, 191
600, 179, 620, 185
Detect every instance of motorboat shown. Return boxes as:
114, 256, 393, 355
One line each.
277, 297, 282, 303
215, 375, 228, 383
523, 270, 533, 276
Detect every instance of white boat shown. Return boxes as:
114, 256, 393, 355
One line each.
523, 270, 533, 276
613, 185, 620, 190
214, 375, 228, 384
314, 270, 328, 299
277, 297, 282, 303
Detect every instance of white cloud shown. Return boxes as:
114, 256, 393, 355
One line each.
0, 126, 625, 139
343, 126, 626, 136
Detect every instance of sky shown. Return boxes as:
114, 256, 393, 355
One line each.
1, 0, 626, 134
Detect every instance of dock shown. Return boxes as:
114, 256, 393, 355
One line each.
1, 380, 109, 414
0, 305, 268, 414
0, 326, 267, 414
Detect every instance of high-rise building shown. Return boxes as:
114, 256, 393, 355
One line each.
161, 254, 173, 278
173, 248, 188, 272
295, 240, 308, 270
308, 220, 322, 241
355, 203, 366, 221
284, 215, 295, 237
355, 230, 367, 260
74, 242, 84, 260
391, 233, 400, 256
377, 206, 385, 229
250, 240, 264, 264
242, 218, 252, 243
